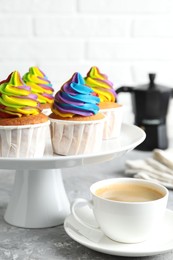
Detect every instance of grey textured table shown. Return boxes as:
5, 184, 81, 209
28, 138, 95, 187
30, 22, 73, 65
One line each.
0, 150, 173, 260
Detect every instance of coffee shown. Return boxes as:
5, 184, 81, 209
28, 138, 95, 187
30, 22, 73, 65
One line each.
72, 178, 168, 243
95, 182, 164, 202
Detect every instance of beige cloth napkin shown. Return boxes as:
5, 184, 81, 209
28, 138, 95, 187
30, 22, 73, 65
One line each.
125, 149, 173, 189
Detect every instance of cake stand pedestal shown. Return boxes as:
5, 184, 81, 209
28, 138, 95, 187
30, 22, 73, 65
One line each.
4, 169, 70, 228
0, 124, 145, 228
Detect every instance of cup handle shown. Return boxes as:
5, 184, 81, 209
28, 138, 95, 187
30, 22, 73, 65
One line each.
71, 198, 100, 230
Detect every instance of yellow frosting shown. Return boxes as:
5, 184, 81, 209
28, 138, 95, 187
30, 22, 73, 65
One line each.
85, 66, 117, 103
23, 67, 54, 104
0, 71, 40, 117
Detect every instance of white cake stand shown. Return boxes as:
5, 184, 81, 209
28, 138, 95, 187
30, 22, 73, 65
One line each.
0, 124, 145, 228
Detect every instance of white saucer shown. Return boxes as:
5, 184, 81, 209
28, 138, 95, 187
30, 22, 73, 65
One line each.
64, 206, 173, 257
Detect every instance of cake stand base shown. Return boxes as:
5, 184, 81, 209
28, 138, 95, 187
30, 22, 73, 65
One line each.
4, 169, 70, 228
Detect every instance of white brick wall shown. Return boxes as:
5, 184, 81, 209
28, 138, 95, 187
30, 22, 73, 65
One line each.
78, 0, 170, 13
0, 0, 173, 141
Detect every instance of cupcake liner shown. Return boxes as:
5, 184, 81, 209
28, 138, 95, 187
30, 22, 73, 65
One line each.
0, 121, 50, 158
41, 108, 52, 116
50, 118, 105, 156
101, 106, 123, 140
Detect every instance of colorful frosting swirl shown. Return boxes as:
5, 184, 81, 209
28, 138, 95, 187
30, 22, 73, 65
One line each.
23, 67, 54, 105
84, 66, 117, 102
52, 72, 100, 118
0, 71, 40, 117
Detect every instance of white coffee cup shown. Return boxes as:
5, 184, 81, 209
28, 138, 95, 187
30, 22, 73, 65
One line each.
71, 178, 168, 243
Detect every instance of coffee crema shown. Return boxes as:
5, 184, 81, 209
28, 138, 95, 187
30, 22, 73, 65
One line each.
95, 182, 164, 202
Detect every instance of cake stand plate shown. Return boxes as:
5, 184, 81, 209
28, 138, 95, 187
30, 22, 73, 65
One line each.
1, 124, 145, 228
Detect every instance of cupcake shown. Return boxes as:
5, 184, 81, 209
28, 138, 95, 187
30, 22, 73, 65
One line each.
0, 71, 49, 158
23, 66, 54, 115
49, 72, 105, 156
84, 66, 123, 139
